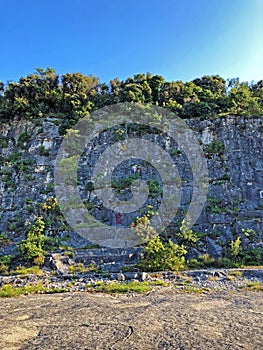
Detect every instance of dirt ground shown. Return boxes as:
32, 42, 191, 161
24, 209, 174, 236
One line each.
0, 288, 262, 350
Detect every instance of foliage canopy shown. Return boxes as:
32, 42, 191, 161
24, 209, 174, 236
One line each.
1, 69, 262, 127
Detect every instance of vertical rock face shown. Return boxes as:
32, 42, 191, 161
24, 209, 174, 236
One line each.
0, 115, 262, 254
191, 116, 263, 243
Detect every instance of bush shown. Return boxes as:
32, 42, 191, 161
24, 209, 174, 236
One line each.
131, 213, 157, 244
230, 236, 241, 258
238, 248, 263, 265
38, 145, 49, 156
176, 218, 199, 246
17, 131, 31, 148
204, 141, 225, 157
0, 233, 10, 247
0, 135, 8, 148
0, 255, 12, 275
68, 263, 87, 274
139, 236, 187, 271
187, 255, 241, 269
19, 216, 46, 265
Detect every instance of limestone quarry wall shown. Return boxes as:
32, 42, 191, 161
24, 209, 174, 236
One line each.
0, 115, 262, 255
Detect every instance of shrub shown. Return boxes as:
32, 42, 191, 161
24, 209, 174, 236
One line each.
38, 145, 49, 156
242, 228, 257, 242
139, 236, 187, 271
204, 140, 225, 157
43, 236, 61, 251
0, 135, 8, 148
230, 236, 241, 258
33, 255, 45, 266
18, 216, 46, 265
187, 255, 241, 269
0, 255, 12, 265
131, 213, 157, 243
147, 179, 162, 198
176, 218, 199, 246
0, 255, 12, 275
228, 270, 243, 278
0, 264, 9, 275
83, 243, 100, 249
41, 196, 58, 211
238, 248, 263, 265
206, 197, 227, 214
111, 174, 140, 193
68, 263, 86, 274
170, 147, 181, 156
17, 131, 31, 148
0, 233, 10, 247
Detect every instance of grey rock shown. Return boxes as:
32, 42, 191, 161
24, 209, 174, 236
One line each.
206, 237, 223, 258
140, 272, 148, 281
1, 115, 263, 263
116, 273, 125, 281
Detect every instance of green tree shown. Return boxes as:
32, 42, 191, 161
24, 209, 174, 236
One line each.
119, 83, 146, 103
192, 75, 226, 95
61, 72, 98, 119
140, 236, 187, 271
19, 216, 46, 265
110, 77, 122, 103
176, 218, 199, 246
3, 68, 61, 118
228, 82, 262, 115
230, 236, 242, 258
61, 72, 98, 96
147, 74, 165, 104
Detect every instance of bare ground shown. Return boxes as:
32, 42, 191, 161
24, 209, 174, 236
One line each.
0, 288, 262, 350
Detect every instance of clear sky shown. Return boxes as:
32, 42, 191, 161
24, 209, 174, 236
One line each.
0, 0, 262, 84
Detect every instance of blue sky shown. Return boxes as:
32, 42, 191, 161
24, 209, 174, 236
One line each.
0, 0, 262, 84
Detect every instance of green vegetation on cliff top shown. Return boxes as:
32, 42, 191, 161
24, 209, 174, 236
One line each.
0, 69, 262, 129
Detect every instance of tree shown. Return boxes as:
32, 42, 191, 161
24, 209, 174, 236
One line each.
93, 82, 112, 107
140, 236, 187, 271
251, 80, 263, 110
3, 68, 61, 118
192, 75, 226, 95
0, 69, 262, 122
159, 81, 184, 113
0, 82, 4, 95
110, 77, 122, 103
228, 82, 263, 115
119, 83, 146, 103
61, 72, 99, 97
147, 74, 165, 104
19, 216, 46, 265
61, 72, 99, 119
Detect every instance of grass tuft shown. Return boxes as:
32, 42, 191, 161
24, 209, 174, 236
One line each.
0, 283, 44, 297
0, 283, 69, 298
10, 266, 43, 276
87, 281, 153, 294
238, 281, 263, 292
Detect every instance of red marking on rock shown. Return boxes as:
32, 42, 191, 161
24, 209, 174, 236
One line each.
116, 213, 122, 224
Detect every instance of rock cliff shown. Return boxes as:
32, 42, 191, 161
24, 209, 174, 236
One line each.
0, 114, 262, 257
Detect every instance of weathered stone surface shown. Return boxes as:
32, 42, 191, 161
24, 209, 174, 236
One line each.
1, 289, 262, 350
206, 237, 223, 258
0, 115, 262, 259
116, 272, 125, 281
